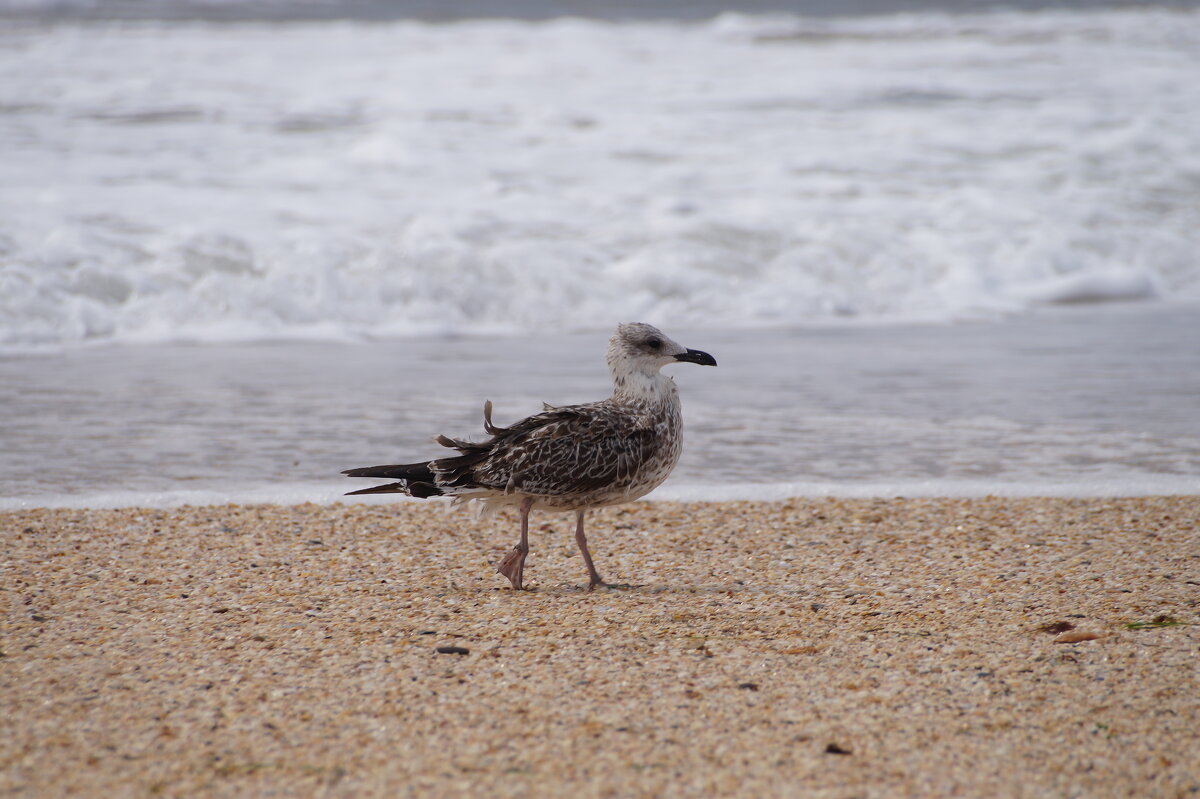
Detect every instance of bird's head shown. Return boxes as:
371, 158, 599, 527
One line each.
607, 322, 716, 387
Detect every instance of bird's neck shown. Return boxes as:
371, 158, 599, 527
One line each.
611, 369, 678, 406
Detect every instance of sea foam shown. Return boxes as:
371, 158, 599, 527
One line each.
1, 9, 1198, 349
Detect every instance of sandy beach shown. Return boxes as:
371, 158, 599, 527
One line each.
2, 497, 1197, 797
5, 5, 1199, 797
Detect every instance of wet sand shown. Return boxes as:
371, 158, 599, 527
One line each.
3, 497, 1198, 797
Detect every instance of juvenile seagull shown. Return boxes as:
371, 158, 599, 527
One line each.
342, 322, 716, 590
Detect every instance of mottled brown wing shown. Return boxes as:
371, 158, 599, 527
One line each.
438, 403, 660, 497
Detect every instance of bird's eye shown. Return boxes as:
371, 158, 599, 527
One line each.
646, 337, 662, 350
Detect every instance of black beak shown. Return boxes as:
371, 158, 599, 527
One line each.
674, 348, 717, 367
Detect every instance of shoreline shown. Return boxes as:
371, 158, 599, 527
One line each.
4, 497, 1198, 797
6, 474, 1200, 511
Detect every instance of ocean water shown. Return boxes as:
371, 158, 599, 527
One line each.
2, 305, 1198, 508
1, 6, 1198, 506
8, 0, 1200, 22
2, 8, 1199, 349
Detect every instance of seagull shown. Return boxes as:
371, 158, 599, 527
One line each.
342, 322, 716, 590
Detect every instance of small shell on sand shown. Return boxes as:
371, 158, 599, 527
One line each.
1053, 630, 1103, 644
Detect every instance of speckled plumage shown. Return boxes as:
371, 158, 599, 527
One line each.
343, 322, 716, 589
429, 391, 683, 512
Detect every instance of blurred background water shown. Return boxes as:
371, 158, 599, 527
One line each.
1, 0, 1197, 505
2, 305, 1198, 508
5, 0, 1200, 21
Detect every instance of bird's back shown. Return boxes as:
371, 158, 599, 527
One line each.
432, 392, 683, 512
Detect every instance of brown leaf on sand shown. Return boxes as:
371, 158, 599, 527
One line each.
1053, 630, 1102, 644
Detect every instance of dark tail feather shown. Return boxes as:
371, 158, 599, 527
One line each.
342, 462, 435, 481
341, 462, 443, 498
344, 480, 443, 497
345, 481, 407, 496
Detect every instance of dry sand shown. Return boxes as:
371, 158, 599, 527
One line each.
2, 497, 1198, 798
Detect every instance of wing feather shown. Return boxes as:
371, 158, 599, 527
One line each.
432, 402, 661, 497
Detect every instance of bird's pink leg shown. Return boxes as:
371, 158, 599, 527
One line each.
496, 496, 534, 590
575, 510, 607, 590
